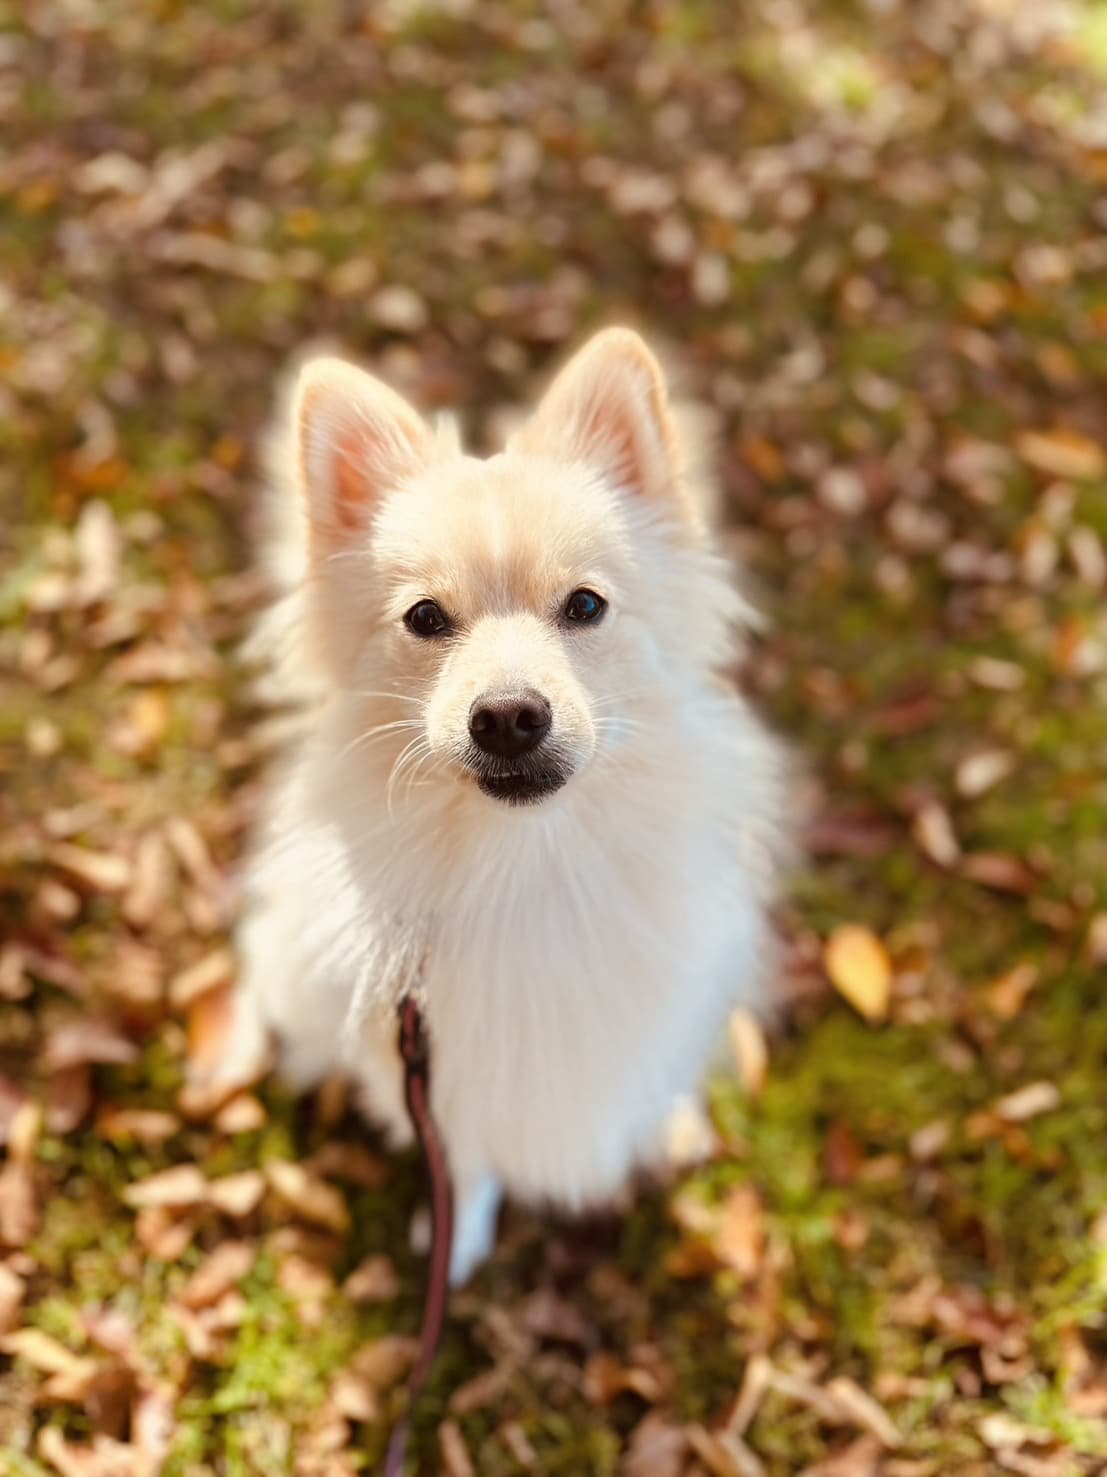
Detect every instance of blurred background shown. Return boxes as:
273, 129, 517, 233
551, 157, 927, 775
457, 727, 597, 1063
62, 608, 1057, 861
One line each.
2, 1, 1107, 1473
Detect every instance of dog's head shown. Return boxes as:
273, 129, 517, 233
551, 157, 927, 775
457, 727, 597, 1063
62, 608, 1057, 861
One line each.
291, 328, 739, 809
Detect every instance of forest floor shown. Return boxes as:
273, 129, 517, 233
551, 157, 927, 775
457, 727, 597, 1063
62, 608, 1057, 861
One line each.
2, 1, 1107, 1472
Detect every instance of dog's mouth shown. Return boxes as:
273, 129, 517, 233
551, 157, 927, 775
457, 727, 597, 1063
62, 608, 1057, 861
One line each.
478, 770, 567, 805
465, 752, 571, 806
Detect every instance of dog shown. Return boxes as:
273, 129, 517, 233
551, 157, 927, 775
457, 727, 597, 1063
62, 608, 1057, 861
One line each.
219, 327, 789, 1283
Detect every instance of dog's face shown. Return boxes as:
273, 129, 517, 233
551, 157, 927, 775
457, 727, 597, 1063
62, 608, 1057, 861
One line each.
293, 329, 722, 808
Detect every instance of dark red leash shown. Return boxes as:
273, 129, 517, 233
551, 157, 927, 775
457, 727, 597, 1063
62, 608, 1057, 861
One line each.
383, 996, 454, 1476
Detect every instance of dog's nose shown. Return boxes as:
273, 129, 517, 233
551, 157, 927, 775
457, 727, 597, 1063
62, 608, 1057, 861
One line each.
469, 690, 552, 759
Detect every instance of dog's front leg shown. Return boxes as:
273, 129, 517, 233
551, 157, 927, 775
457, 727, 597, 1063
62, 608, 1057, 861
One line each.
449, 1171, 503, 1285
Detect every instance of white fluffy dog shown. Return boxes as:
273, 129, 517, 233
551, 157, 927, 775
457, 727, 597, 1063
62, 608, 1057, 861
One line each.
221, 328, 789, 1282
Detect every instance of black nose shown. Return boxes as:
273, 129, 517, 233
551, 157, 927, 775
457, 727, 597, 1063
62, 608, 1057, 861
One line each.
469, 690, 552, 759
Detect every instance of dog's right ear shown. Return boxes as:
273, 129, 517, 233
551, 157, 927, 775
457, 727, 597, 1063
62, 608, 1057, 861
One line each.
293, 358, 429, 549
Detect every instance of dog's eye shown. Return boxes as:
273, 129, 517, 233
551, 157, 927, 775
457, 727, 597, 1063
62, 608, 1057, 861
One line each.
563, 588, 607, 625
404, 599, 450, 638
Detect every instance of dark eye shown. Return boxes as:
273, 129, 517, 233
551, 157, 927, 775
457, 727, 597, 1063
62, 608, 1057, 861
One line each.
563, 588, 607, 625
404, 599, 450, 638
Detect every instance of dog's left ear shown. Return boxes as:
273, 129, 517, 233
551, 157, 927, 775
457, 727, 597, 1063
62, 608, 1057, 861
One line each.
516, 328, 680, 503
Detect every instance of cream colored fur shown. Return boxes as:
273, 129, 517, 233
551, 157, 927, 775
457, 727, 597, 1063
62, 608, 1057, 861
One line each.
220, 328, 789, 1282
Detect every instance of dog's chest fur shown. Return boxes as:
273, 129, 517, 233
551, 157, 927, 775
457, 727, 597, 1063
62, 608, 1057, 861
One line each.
282, 699, 776, 1208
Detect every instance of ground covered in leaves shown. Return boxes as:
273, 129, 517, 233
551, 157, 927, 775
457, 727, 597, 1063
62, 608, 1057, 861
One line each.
2, 0, 1107, 1472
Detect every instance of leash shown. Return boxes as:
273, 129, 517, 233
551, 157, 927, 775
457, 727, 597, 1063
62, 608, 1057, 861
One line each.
382, 995, 454, 1476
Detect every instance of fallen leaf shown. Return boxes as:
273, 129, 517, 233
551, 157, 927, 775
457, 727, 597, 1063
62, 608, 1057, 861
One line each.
687, 1424, 766, 1477
993, 1081, 1061, 1123
712, 1184, 764, 1280
212, 1093, 267, 1134
349, 1335, 417, 1391
624, 1411, 689, 1477
825, 1377, 902, 1447
169, 947, 235, 1010
343, 1254, 400, 1303
95, 1107, 181, 1146
265, 1161, 350, 1234
121, 830, 175, 929
123, 1165, 208, 1210
824, 925, 892, 1023
960, 852, 1037, 893
43, 1019, 139, 1071
728, 1008, 769, 1095
911, 803, 961, 869
50, 844, 132, 894
438, 1418, 476, 1477
954, 749, 1015, 799
194, 1172, 261, 1225
1015, 428, 1105, 480
2, 1328, 96, 1380
985, 963, 1039, 1020
179, 1240, 256, 1310
0, 1262, 26, 1334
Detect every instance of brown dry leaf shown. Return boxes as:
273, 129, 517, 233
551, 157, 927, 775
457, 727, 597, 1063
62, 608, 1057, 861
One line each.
687, 1424, 767, 1477
993, 1081, 1061, 1123
582, 1349, 665, 1407
1087, 913, 1107, 965
825, 1377, 902, 1447
955, 749, 1015, 799
438, 1418, 477, 1477
0, 1101, 42, 1246
1015, 427, 1106, 480
0, 1261, 26, 1335
208, 1169, 266, 1219
728, 1008, 769, 1096
164, 816, 221, 894
343, 1253, 400, 1303
43, 1018, 140, 1071
50, 844, 132, 894
265, 1160, 350, 1234
330, 1367, 380, 1422
664, 1096, 719, 1168
911, 803, 961, 869
799, 1434, 883, 1476
985, 963, 1039, 1020
824, 925, 892, 1023
304, 1142, 389, 1188
521, 1287, 594, 1346
123, 1164, 208, 1210
103, 940, 165, 1013
134, 1207, 198, 1262
349, 1335, 417, 1391
909, 1120, 951, 1162
449, 1364, 514, 1416
95, 1106, 181, 1146
960, 852, 1037, 893
132, 1383, 177, 1473
39, 1069, 89, 1143
0, 1073, 28, 1147
179, 1240, 256, 1310
121, 830, 175, 929
728, 1353, 774, 1436
213, 1093, 267, 1134
37, 1427, 117, 1477
0, 944, 30, 1001
276, 1252, 333, 1327
169, 946, 235, 1011
623, 1411, 689, 1477
712, 1184, 765, 1280
2, 1328, 98, 1383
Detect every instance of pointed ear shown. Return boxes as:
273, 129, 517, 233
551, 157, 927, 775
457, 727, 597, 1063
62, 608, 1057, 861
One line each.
515, 328, 679, 501
293, 357, 429, 548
